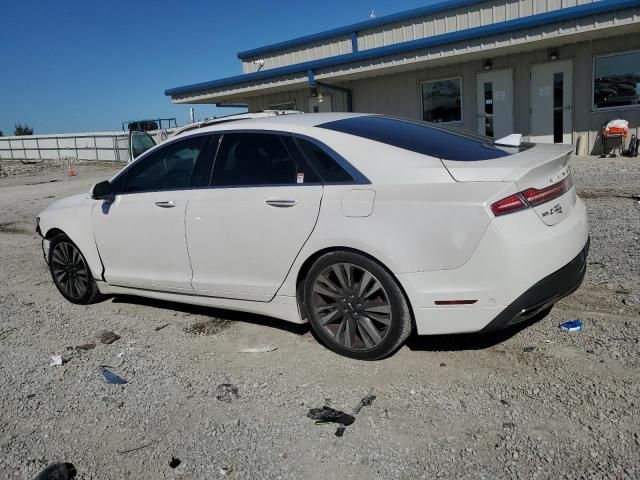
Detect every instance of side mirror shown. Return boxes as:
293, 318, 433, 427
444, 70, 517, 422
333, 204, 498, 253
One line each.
91, 180, 113, 200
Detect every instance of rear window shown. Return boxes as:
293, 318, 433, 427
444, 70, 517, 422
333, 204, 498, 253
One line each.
319, 115, 529, 161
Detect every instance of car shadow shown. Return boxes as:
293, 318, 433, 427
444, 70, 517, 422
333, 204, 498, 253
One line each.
109, 295, 309, 336
405, 315, 545, 352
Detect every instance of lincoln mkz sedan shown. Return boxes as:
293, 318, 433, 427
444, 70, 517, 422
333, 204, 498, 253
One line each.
37, 112, 589, 359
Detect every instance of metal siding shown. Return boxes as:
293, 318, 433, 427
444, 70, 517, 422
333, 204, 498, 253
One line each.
242, 36, 352, 73
343, 33, 639, 156
242, 0, 598, 70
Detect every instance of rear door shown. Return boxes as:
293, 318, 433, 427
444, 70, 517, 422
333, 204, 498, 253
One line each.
186, 132, 323, 301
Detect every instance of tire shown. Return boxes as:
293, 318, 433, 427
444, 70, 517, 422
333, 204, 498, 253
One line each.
303, 251, 412, 360
48, 233, 103, 305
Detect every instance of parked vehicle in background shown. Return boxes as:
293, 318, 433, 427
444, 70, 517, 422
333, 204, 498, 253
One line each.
37, 112, 589, 360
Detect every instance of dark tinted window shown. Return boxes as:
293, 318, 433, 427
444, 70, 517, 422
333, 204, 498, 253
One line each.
212, 133, 300, 187
295, 138, 353, 183
593, 51, 640, 109
319, 115, 526, 161
122, 136, 206, 193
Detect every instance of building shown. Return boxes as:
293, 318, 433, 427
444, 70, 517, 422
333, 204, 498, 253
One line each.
165, 0, 640, 154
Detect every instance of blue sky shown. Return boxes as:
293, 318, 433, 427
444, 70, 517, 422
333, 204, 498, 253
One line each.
0, 0, 438, 135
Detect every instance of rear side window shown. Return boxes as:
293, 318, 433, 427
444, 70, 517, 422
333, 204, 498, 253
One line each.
294, 138, 353, 183
319, 115, 527, 161
122, 136, 207, 193
212, 133, 305, 187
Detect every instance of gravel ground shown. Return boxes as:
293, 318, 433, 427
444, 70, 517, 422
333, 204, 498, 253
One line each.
0, 157, 639, 480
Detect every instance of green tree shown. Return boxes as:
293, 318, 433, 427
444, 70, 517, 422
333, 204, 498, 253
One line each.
14, 123, 33, 136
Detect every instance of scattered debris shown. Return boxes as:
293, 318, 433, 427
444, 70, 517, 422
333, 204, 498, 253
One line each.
154, 323, 170, 332
100, 367, 128, 385
102, 396, 124, 408
215, 383, 239, 403
184, 319, 232, 335
308, 406, 355, 437
623, 295, 640, 306
98, 330, 121, 345
169, 457, 181, 468
117, 440, 154, 454
523, 346, 537, 353
238, 345, 277, 353
308, 406, 355, 426
353, 393, 376, 414
219, 466, 233, 476
75, 343, 96, 351
560, 320, 583, 332
49, 355, 64, 367
100, 352, 124, 369
33, 462, 77, 480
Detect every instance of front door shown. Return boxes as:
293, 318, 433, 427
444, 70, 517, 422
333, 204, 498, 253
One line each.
308, 95, 332, 113
476, 69, 514, 139
187, 132, 323, 301
93, 135, 212, 292
530, 60, 573, 144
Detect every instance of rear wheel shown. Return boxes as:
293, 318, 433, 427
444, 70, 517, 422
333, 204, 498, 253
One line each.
49, 234, 103, 304
304, 251, 412, 360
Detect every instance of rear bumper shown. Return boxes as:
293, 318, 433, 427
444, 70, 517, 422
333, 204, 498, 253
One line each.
480, 237, 589, 332
398, 196, 589, 335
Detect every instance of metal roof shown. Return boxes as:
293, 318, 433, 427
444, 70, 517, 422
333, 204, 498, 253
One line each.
236, 0, 487, 60
166, 0, 640, 98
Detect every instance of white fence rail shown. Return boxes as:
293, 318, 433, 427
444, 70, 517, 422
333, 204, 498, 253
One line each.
0, 130, 171, 163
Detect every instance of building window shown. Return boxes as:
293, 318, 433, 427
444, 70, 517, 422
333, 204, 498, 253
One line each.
269, 101, 297, 111
421, 78, 462, 123
593, 50, 640, 110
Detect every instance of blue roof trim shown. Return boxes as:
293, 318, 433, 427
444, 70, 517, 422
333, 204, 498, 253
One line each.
166, 0, 640, 97
236, 0, 485, 60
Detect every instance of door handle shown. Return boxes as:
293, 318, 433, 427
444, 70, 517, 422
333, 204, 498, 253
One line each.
265, 199, 298, 208
154, 201, 176, 208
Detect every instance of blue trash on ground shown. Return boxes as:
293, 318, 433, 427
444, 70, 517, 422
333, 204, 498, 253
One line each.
100, 367, 128, 384
559, 319, 583, 332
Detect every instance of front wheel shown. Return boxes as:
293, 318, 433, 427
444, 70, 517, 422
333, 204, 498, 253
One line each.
303, 251, 412, 360
49, 233, 103, 305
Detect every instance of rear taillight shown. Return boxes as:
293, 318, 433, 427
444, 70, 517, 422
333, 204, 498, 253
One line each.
491, 176, 573, 217
491, 194, 528, 216
521, 176, 573, 207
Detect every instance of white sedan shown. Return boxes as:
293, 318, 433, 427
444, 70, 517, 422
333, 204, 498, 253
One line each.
37, 112, 589, 360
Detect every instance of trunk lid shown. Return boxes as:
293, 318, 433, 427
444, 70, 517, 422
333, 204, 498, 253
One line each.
442, 143, 576, 226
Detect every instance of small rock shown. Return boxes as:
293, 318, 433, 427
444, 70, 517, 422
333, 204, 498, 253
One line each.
98, 331, 120, 345
76, 343, 96, 351
623, 295, 640, 306
169, 457, 181, 468
523, 346, 537, 353
410, 390, 416, 396
215, 384, 239, 403
102, 396, 124, 408
439, 362, 447, 367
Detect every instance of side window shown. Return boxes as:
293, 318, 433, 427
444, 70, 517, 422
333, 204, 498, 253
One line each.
122, 136, 206, 193
212, 133, 305, 187
295, 138, 354, 183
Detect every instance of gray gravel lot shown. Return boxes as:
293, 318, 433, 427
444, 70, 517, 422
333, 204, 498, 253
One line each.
0, 157, 639, 479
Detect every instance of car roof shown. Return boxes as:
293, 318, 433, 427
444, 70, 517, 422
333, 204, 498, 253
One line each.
176, 112, 370, 136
